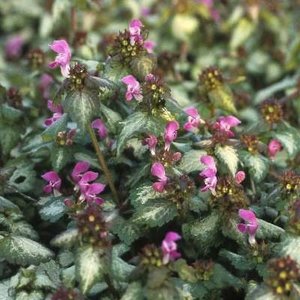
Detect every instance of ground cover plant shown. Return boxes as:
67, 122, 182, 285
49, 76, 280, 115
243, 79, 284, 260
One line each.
1, 0, 300, 299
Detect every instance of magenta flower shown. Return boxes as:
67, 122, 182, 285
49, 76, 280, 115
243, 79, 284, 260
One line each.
41, 171, 62, 194
121, 75, 143, 102
91, 119, 108, 139
183, 107, 204, 133
144, 40, 155, 53
151, 162, 168, 193
200, 155, 217, 193
164, 121, 180, 151
144, 134, 158, 155
198, 0, 220, 22
5, 35, 24, 60
129, 19, 143, 45
71, 161, 90, 183
213, 116, 241, 137
81, 183, 105, 205
78, 171, 99, 193
268, 139, 282, 159
161, 231, 181, 264
39, 74, 53, 99
48, 40, 71, 77
44, 100, 63, 127
237, 209, 259, 245
235, 171, 246, 184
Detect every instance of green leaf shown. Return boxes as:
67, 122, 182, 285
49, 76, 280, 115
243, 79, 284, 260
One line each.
179, 150, 206, 173
129, 184, 161, 208
256, 219, 285, 240
173, 259, 197, 283
0, 124, 22, 155
39, 195, 66, 223
215, 145, 239, 176
76, 246, 106, 294
230, 18, 255, 50
63, 89, 99, 131
219, 250, 255, 271
8, 165, 37, 193
0, 234, 53, 266
0, 196, 19, 211
50, 145, 73, 171
183, 212, 220, 254
240, 151, 269, 182
51, 228, 79, 248
132, 199, 177, 228
245, 284, 277, 300
111, 244, 135, 282
100, 104, 121, 133
121, 282, 144, 300
117, 112, 161, 156
279, 236, 300, 265
274, 130, 299, 158
0, 104, 23, 122
111, 217, 142, 245
15, 291, 44, 300
41, 113, 68, 142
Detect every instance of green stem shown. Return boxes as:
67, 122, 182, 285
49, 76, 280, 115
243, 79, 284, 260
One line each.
87, 125, 119, 204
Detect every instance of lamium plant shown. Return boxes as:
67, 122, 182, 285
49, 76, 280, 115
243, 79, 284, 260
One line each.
1, 1, 300, 300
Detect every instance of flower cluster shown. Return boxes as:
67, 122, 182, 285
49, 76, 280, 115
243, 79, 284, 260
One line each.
237, 209, 259, 245
71, 161, 106, 205
199, 155, 218, 193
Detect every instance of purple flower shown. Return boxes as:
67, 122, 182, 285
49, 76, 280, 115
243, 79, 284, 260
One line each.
44, 100, 63, 127
213, 116, 241, 137
5, 35, 24, 60
129, 19, 143, 45
268, 139, 282, 159
183, 107, 204, 133
121, 75, 143, 102
71, 161, 90, 183
235, 171, 246, 184
81, 183, 105, 205
41, 171, 62, 194
39, 74, 53, 99
78, 171, 99, 193
151, 162, 168, 193
144, 134, 158, 155
164, 121, 180, 151
144, 40, 155, 53
237, 209, 259, 245
200, 155, 217, 193
161, 231, 181, 264
48, 40, 71, 77
91, 119, 108, 139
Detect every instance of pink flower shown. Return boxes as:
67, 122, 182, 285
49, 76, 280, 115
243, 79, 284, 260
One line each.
44, 100, 63, 127
161, 231, 181, 264
151, 162, 168, 193
81, 183, 105, 205
49, 40, 71, 77
41, 171, 62, 194
39, 74, 53, 99
144, 134, 158, 155
200, 155, 217, 193
213, 116, 241, 137
78, 171, 99, 193
198, 0, 220, 22
5, 35, 24, 60
268, 139, 282, 159
129, 19, 143, 45
183, 107, 204, 133
237, 209, 259, 245
71, 161, 90, 183
235, 171, 246, 184
164, 121, 180, 151
121, 75, 143, 102
144, 40, 155, 53
91, 119, 108, 139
